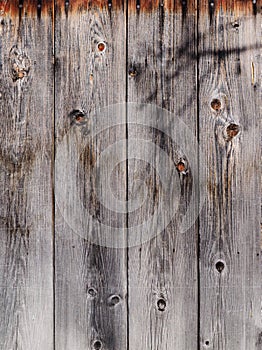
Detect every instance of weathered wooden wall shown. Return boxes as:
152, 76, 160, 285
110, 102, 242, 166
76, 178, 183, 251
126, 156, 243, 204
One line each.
0, 1, 261, 349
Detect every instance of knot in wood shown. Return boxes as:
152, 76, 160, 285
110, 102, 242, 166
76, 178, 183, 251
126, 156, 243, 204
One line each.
69, 110, 87, 126
97, 42, 106, 53
87, 287, 97, 297
9, 46, 30, 82
157, 298, 166, 312
93, 340, 102, 349
215, 261, 225, 273
211, 98, 222, 112
108, 294, 121, 306
226, 123, 240, 140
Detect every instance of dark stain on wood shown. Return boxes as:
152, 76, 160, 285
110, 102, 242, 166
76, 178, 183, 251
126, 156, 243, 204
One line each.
208, 0, 215, 24
256, 331, 262, 346
37, 0, 42, 19
181, 0, 188, 22
253, 0, 258, 16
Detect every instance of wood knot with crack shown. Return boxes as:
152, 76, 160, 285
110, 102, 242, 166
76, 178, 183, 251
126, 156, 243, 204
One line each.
9, 45, 30, 82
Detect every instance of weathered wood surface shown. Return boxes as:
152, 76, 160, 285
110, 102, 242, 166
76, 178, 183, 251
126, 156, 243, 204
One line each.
198, 3, 262, 350
0, 2, 54, 349
127, 1, 199, 348
0, 1, 261, 350
54, 1, 127, 349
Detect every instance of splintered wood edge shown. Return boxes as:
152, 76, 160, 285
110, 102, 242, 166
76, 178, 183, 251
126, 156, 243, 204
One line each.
0, 0, 260, 17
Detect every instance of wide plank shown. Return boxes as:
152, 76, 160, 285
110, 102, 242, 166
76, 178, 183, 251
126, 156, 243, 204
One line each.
127, 1, 199, 349
0, 2, 54, 349
198, 3, 262, 349
54, 1, 128, 349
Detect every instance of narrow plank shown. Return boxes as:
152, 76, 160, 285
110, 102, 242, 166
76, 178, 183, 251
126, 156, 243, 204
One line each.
127, 1, 198, 348
55, 1, 128, 349
199, 3, 262, 349
0, 2, 54, 349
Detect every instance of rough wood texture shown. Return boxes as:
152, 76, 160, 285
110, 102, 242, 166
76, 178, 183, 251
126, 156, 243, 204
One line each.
0, 5, 54, 350
199, 5, 262, 350
54, 2, 127, 349
0, 2, 261, 350
127, 1, 199, 348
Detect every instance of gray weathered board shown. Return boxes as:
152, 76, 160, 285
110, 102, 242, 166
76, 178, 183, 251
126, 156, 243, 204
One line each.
0, 1, 261, 349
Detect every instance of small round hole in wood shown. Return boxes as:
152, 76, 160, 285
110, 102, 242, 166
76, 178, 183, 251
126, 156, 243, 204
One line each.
215, 261, 225, 273
93, 340, 102, 350
205, 340, 210, 346
211, 98, 222, 111
97, 42, 106, 52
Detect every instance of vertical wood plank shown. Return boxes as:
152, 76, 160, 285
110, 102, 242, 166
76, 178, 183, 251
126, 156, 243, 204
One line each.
199, 3, 262, 349
0, 2, 54, 349
127, 1, 198, 348
55, 1, 127, 349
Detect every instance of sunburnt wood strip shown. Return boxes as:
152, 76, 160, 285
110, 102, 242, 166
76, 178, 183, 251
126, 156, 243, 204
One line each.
130, 0, 259, 14
0, 5, 54, 350
198, 3, 262, 350
0, 0, 53, 17
1, 0, 259, 16
127, 1, 199, 348
55, 1, 127, 349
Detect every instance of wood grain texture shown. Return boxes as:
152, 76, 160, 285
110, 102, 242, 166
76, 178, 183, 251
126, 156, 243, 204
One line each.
127, 2, 198, 348
198, 5, 262, 350
0, 5, 54, 350
54, 2, 127, 349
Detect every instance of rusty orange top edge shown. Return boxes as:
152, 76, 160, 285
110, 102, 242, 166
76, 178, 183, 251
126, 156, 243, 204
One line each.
0, 0, 259, 16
